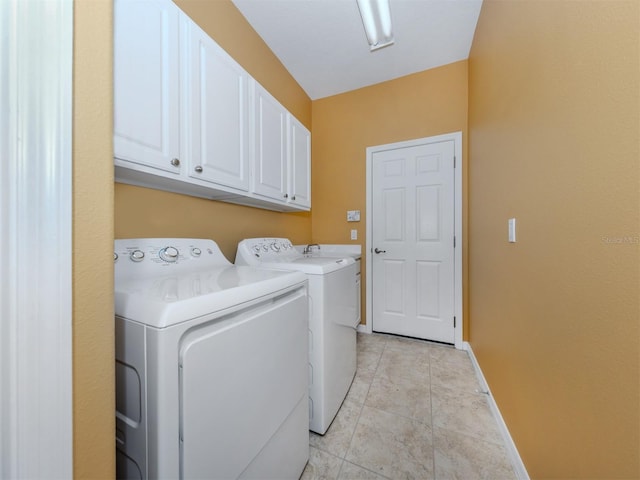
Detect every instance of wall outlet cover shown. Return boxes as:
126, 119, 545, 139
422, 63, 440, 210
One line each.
347, 210, 361, 222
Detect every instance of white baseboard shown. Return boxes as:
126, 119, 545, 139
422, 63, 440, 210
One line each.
357, 323, 372, 334
463, 342, 530, 480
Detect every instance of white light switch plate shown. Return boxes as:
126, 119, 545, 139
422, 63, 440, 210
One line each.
508, 218, 516, 243
351, 229, 358, 240
347, 210, 360, 222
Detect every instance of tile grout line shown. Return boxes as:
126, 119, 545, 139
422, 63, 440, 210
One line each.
428, 346, 438, 480
335, 335, 387, 478
307, 334, 516, 479
343, 460, 394, 480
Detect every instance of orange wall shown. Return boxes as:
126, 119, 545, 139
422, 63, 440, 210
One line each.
115, 0, 313, 257
173, 0, 310, 128
311, 61, 469, 327
468, 1, 639, 477
73, 0, 115, 477
115, 185, 310, 262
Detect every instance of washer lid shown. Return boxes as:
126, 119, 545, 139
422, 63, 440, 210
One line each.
115, 266, 306, 328
235, 238, 356, 274
253, 256, 355, 275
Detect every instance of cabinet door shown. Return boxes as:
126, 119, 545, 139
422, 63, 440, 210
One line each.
185, 18, 250, 191
252, 82, 287, 202
114, 0, 180, 173
288, 115, 311, 209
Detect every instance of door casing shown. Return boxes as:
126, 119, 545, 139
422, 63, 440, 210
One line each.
0, 0, 73, 476
365, 132, 463, 349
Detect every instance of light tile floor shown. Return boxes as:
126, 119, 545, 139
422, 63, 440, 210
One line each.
301, 332, 516, 480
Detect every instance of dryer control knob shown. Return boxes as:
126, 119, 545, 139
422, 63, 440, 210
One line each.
191, 247, 202, 257
270, 242, 280, 252
159, 246, 179, 263
129, 250, 144, 262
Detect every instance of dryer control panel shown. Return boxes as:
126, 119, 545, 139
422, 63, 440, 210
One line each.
114, 238, 231, 281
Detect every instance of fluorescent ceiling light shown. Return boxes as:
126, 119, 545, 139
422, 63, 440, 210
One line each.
356, 0, 394, 51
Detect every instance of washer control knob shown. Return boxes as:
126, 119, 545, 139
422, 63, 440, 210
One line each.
191, 247, 202, 257
159, 246, 179, 263
129, 250, 144, 262
262, 244, 269, 252
270, 242, 280, 252
114, 252, 119, 262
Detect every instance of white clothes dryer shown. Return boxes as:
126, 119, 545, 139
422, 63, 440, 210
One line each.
114, 238, 309, 479
235, 238, 359, 435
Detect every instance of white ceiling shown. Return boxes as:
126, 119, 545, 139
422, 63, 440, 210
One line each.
231, 0, 483, 100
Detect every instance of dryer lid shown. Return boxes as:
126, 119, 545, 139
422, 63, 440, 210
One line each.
114, 238, 306, 328
115, 265, 306, 328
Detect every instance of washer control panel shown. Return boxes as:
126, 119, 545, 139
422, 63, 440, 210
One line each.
240, 238, 297, 261
114, 238, 230, 280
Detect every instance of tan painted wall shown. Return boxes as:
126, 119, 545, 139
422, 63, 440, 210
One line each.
174, 0, 310, 127
311, 61, 469, 328
468, 1, 640, 477
74, 1, 311, 476
115, 0, 313, 255
115, 184, 311, 262
73, 0, 115, 477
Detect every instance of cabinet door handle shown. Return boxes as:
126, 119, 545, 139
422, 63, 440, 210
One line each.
283, 193, 288, 199
291, 195, 296, 201
170, 158, 180, 167
194, 165, 203, 173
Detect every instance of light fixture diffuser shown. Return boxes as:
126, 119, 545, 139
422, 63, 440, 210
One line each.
356, 0, 394, 51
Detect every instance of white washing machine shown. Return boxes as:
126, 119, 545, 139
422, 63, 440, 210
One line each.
235, 238, 359, 435
114, 238, 309, 479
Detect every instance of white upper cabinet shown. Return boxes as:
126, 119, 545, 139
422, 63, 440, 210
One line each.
114, 0, 181, 174
251, 81, 288, 202
288, 115, 311, 209
184, 19, 250, 191
251, 81, 312, 209
113, 0, 310, 211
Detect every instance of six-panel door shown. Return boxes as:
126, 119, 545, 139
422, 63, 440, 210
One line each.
371, 140, 456, 343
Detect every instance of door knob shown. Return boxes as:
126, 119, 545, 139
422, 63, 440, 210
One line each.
374, 248, 386, 254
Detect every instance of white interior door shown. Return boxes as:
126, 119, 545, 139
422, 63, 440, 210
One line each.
371, 139, 456, 343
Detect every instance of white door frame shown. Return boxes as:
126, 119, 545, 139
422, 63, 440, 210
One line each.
0, 0, 73, 477
365, 132, 463, 349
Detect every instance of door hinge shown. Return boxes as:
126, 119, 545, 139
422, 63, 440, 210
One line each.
453, 155, 456, 168
454, 316, 457, 328
453, 236, 456, 248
